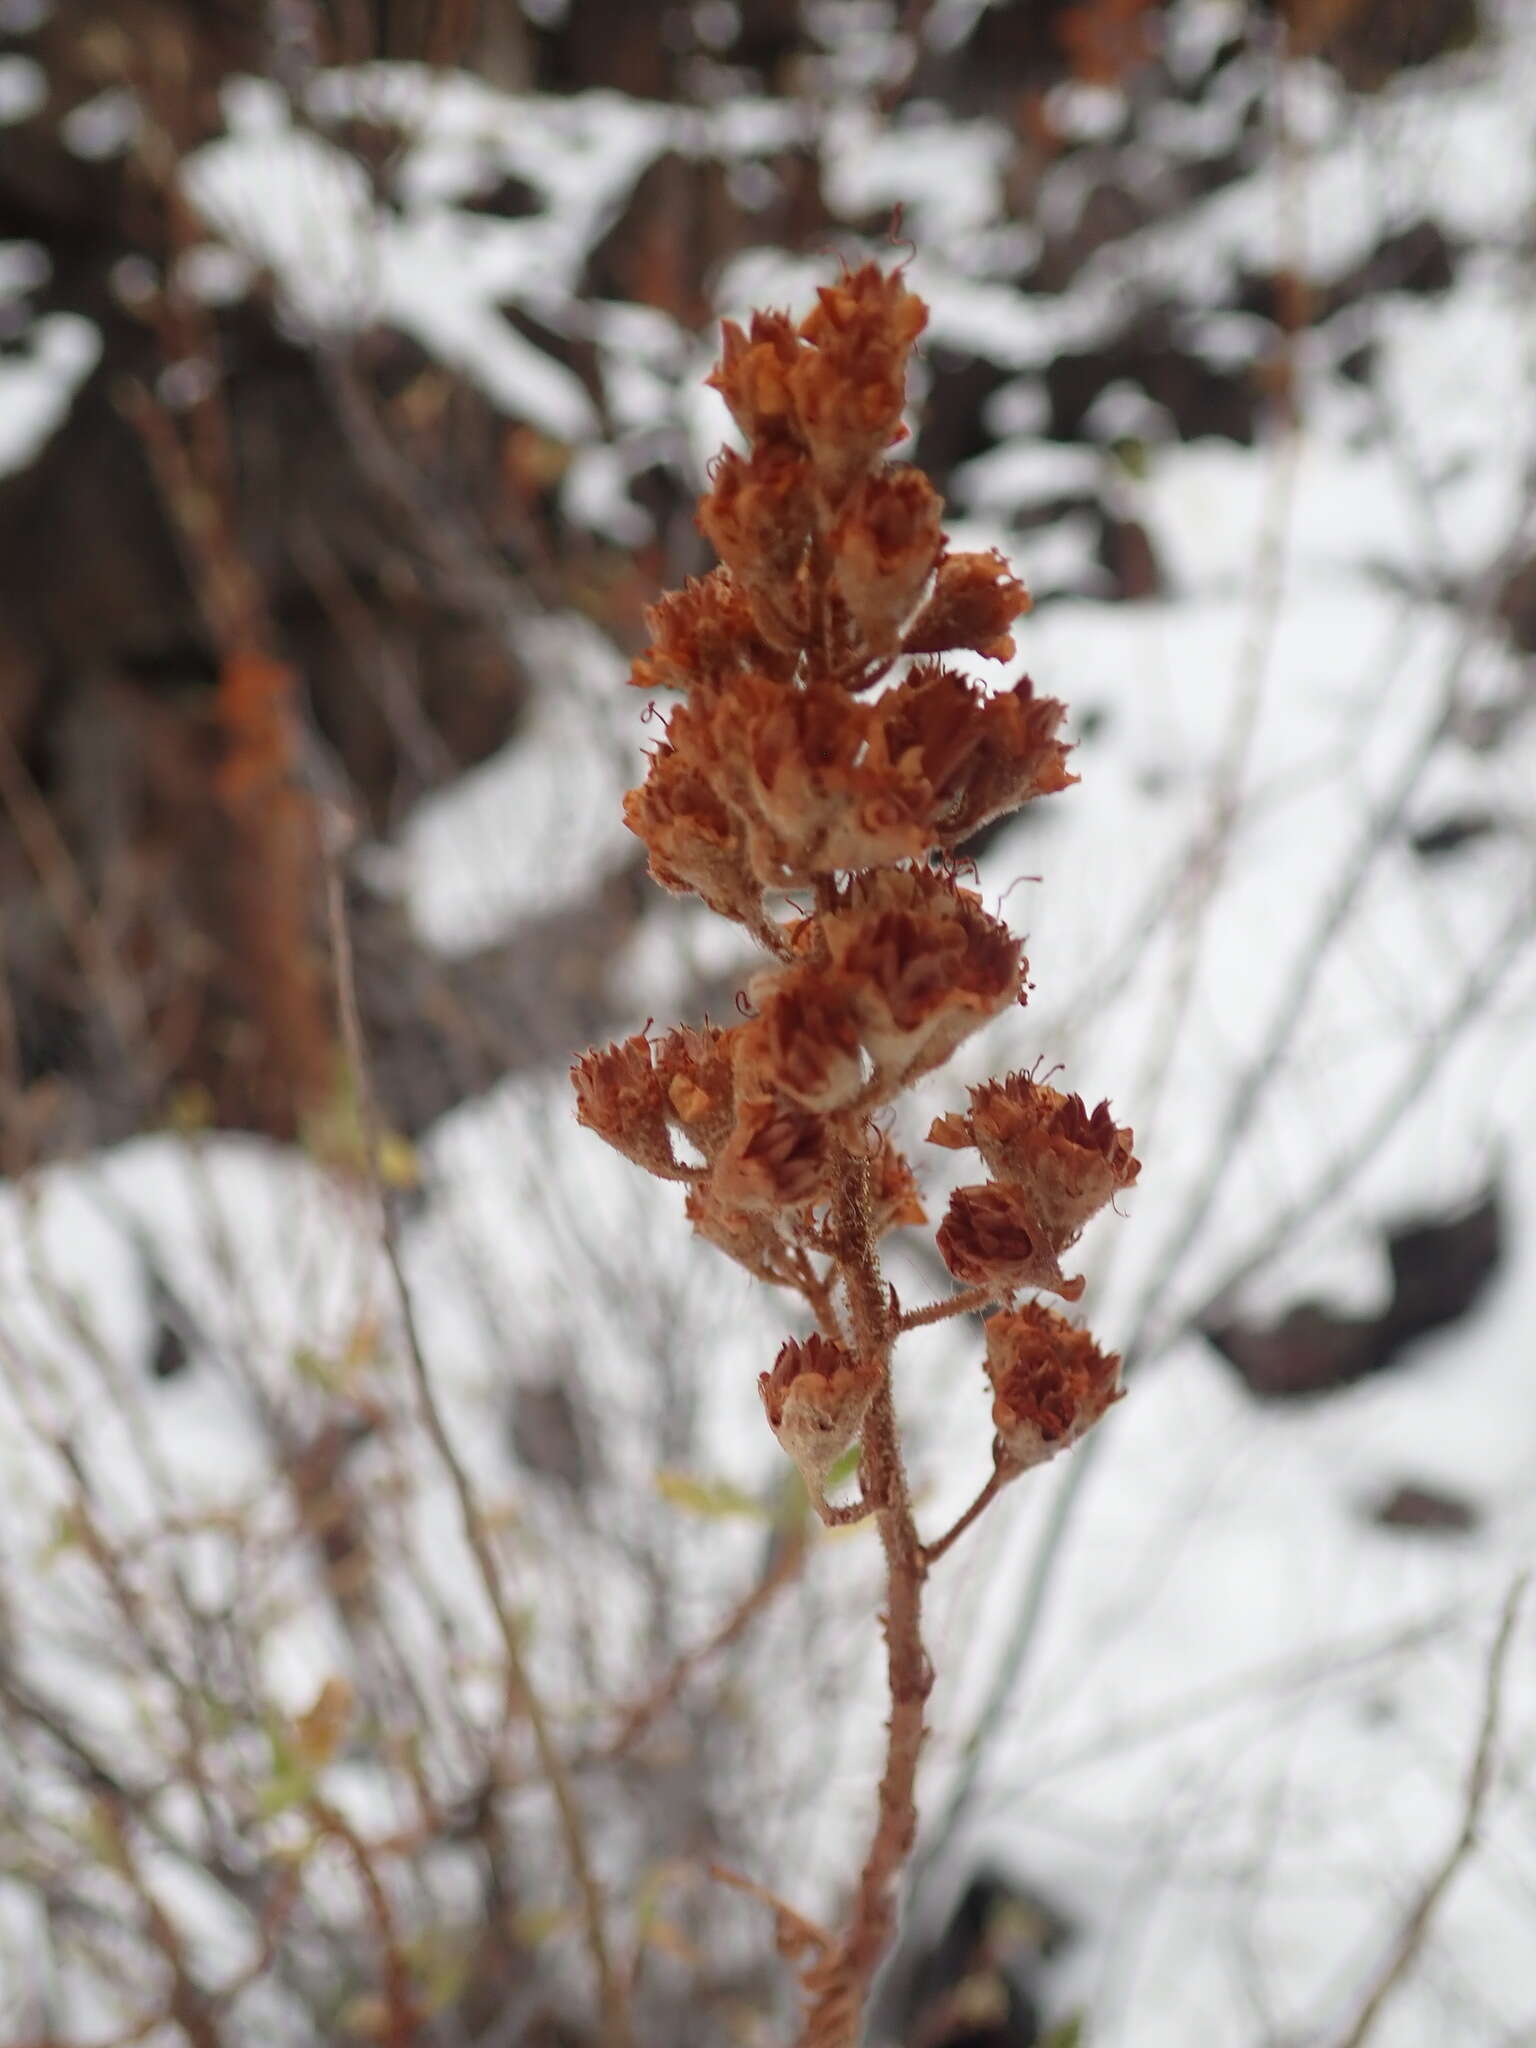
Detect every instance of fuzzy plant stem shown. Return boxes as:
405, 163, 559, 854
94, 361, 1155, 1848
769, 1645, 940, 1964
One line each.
798, 1150, 932, 2048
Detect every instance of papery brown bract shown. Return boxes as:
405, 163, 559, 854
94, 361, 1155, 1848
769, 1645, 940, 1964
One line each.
654, 1022, 738, 1158
831, 470, 946, 654
790, 265, 928, 494
930, 1073, 1140, 1250
571, 1033, 676, 1175
904, 548, 1032, 661
628, 570, 792, 697
708, 309, 803, 446
713, 1094, 836, 1213
623, 744, 762, 925
936, 1182, 1085, 1301
985, 1303, 1122, 1467
736, 971, 866, 1114
759, 1333, 881, 1489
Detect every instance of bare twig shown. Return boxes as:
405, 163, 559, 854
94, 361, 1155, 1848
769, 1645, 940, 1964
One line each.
322, 843, 634, 2048
600, 1516, 811, 1759
1334, 1572, 1528, 2048
922, 1443, 1019, 1567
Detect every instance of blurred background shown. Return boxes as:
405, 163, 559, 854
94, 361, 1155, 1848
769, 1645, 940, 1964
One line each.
1, 1, 1535, 2043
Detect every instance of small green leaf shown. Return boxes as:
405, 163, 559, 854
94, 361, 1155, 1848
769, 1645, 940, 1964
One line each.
255, 1726, 315, 1819
1039, 2014, 1085, 2048
653, 1469, 769, 1520
823, 1443, 862, 1492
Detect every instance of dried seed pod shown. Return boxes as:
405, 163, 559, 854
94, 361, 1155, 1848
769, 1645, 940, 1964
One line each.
623, 743, 763, 927
930, 679, 1076, 847
903, 549, 1031, 662
935, 1183, 1084, 1301
790, 263, 928, 495
655, 1023, 738, 1159
831, 470, 945, 656
759, 1333, 879, 1487
712, 1094, 835, 1213
628, 570, 791, 697
734, 969, 866, 1114
708, 309, 804, 447
821, 871, 1025, 1092
929, 1075, 1139, 1248
698, 443, 816, 649
571, 1033, 676, 1175
985, 1303, 1122, 1468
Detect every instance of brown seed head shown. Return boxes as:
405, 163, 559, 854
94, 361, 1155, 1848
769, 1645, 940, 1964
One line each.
713, 1094, 835, 1213
984, 1303, 1122, 1468
935, 1183, 1083, 1301
570, 1033, 675, 1175
759, 1331, 880, 1485
904, 549, 1032, 663
929, 1074, 1139, 1247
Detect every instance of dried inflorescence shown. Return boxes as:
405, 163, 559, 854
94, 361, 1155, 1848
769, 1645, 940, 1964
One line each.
931, 1072, 1140, 1300
572, 260, 1136, 2048
985, 1302, 1123, 1469
759, 1333, 881, 1490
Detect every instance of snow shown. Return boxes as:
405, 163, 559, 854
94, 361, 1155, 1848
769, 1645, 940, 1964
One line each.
59, 87, 140, 161
6, 3, 1536, 2041
0, 53, 44, 124
0, 309, 101, 477
1, 245, 102, 479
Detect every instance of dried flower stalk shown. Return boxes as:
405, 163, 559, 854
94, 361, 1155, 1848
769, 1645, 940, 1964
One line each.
574, 261, 1138, 2047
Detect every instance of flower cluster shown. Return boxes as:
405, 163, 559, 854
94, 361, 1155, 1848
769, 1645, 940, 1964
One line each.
572, 260, 1137, 2044
575, 256, 1138, 1472
930, 1072, 1139, 1302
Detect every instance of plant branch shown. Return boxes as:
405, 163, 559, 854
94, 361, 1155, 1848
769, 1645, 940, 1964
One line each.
322, 842, 633, 2048
922, 1443, 1019, 1566
796, 1147, 932, 2048
1334, 1572, 1527, 2048
600, 1517, 812, 1759
896, 1283, 1000, 1333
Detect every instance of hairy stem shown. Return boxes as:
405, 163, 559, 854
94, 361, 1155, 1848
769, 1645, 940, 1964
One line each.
896, 1283, 1000, 1333
798, 1149, 932, 2047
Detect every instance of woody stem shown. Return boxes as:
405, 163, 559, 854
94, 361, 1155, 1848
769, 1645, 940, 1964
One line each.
797, 1146, 932, 2048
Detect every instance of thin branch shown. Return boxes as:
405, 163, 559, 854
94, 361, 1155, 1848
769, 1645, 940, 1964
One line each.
896, 1283, 999, 1333
922, 1443, 1019, 1567
1334, 1572, 1528, 2048
309, 1797, 417, 2048
708, 1862, 832, 1964
322, 839, 634, 2048
600, 1519, 811, 1760
908, 1442, 1093, 1899
812, 1493, 877, 1530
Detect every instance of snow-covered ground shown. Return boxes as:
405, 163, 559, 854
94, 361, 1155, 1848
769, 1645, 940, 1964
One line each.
3, 1, 1536, 2041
